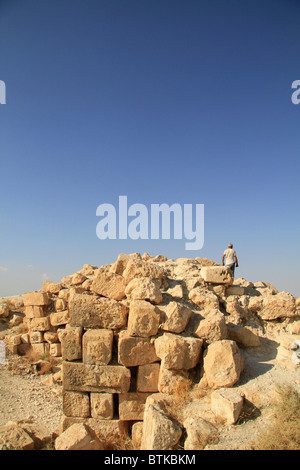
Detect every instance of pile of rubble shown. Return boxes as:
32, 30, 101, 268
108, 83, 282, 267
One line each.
1, 252, 299, 450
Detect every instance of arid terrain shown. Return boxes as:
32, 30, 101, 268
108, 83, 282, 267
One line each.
0, 254, 299, 450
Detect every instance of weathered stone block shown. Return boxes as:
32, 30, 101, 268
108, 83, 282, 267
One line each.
194, 309, 228, 343
50, 343, 62, 357
200, 266, 233, 285
63, 391, 90, 418
29, 317, 51, 332
155, 333, 203, 370
62, 417, 129, 442
125, 278, 162, 304
55, 298, 66, 312
0, 422, 35, 450
55, 423, 103, 450
227, 326, 261, 347
22, 291, 49, 306
158, 366, 190, 394
259, 293, 296, 320
127, 300, 160, 337
82, 329, 113, 365
202, 340, 244, 389
183, 416, 218, 450
189, 288, 220, 310
59, 327, 82, 361
69, 293, 128, 329
42, 281, 62, 294
141, 396, 182, 450
25, 306, 44, 318
43, 331, 59, 344
110, 252, 142, 275
131, 421, 143, 449
122, 259, 164, 285
91, 271, 126, 300
0, 303, 9, 318
63, 361, 131, 393
50, 310, 70, 326
161, 301, 191, 334
118, 331, 159, 367
226, 285, 245, 296
30, 342, 50, 356
211, 388, 244, 424
72, 273, 87, 285
119, 393, 151, 420
90, 393, 114, 420
137, 363, 160, 392
30, 331, 43, 344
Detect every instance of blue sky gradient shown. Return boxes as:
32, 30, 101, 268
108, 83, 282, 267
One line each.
0, 0, 299, 296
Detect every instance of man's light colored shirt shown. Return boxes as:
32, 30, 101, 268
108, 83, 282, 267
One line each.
223, 248, 236, 265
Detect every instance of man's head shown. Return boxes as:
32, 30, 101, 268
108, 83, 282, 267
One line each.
228, 243, 233, 248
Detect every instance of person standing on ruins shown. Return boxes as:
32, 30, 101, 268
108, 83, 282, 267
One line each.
222, 243, 239, 278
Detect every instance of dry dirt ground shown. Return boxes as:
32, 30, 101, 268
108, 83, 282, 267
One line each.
0, 334, 299, 450
0, 353, 63, 434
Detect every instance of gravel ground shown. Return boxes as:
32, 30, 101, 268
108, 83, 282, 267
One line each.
0, 333, 299, 450
0, 354, 62, 434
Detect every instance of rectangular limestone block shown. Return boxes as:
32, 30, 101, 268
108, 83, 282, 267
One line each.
63, 361, 131, 393
63, 391, 90, 418
211, 388, 244, 424
127, 300, 160, 337
59, 327, 82, 361
25, 306, 45, 318
29, 317, 51, 332
50, 343, 62, 357
82, 329, 113, 365
55, 299, 67, 312
30, 331, 44, 344
90, 393, 114, 419
200, 266, 233, 285
22, 291, 50, 306
154, 333, 203, 370
62, 416, 129, 441
41, 281, 62, 294
69, 293, 128, 330
30, 342, 50, 356
50, 310, 71, 326
137, 363, 160, 392
226, 285, 245, 296
119, 393, 152, 420
118, 330, 159, 367
43, 331, 59, 344
90, 271, 126, 300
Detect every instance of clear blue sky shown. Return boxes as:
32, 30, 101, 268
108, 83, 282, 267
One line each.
0, 0, 299, 297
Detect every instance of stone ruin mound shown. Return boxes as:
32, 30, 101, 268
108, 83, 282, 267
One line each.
1, 252, 299, 450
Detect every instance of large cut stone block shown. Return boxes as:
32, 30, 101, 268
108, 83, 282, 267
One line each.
82, 329, 113, 365
91, 271, 126, 300
127, 300, 160, 337
69, 293, 128, 329
63, 391, 90, 418
154, 333, 203, 370
22, 291, 49, 306
63, 361, 131, 393
90, 393, 114, 420
118, 330, 159, 367
137, 363, 160, 392
59, 327, 82, 361
119, 393, 152, 420
202, 340, 244, 389
200, 266, 233, 285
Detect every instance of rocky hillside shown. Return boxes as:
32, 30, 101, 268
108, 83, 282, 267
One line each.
0, 252, 299, 450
